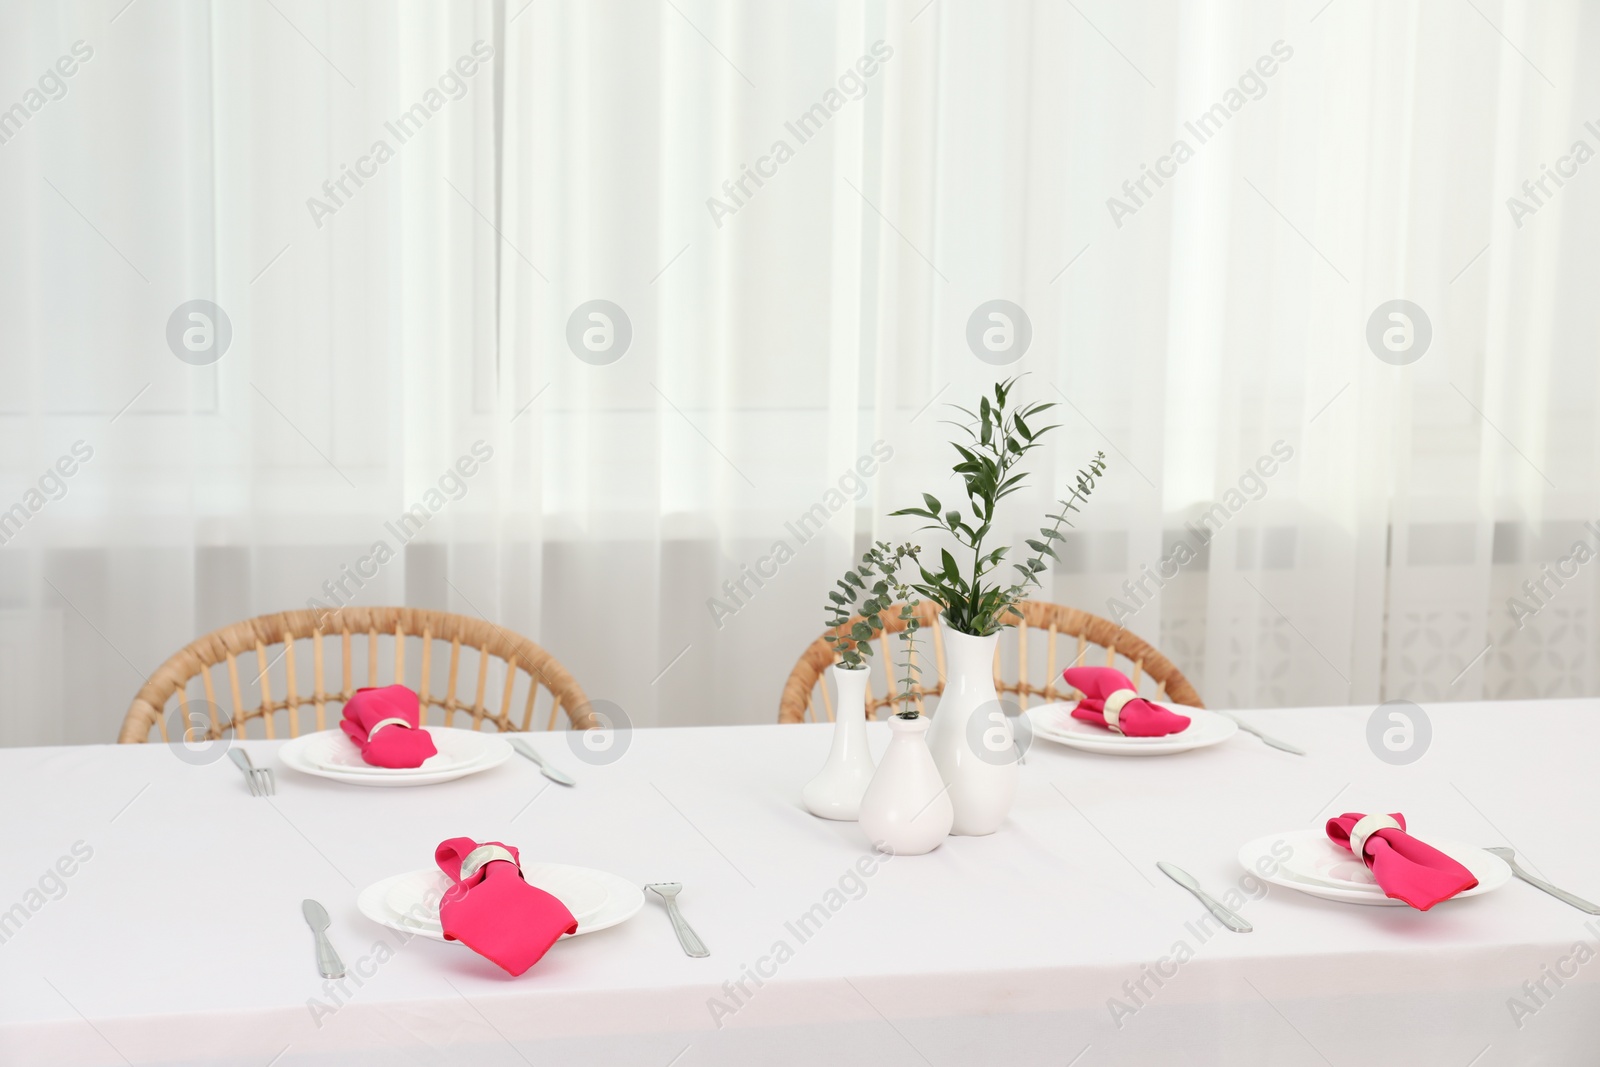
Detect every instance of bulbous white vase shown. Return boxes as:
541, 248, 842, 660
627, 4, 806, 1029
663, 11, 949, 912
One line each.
802, 665, 876, 821
858, 714, 952, 855
925, 623, 1018, 836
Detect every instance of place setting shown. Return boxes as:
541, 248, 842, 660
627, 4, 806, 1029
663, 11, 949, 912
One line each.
273, 684, 519, 787
354, 838, 650, 967
1023, 664, 1301, 757
343, 837, 709, 976
1236, 811, 1517, 910
1147, 809, 1589, 938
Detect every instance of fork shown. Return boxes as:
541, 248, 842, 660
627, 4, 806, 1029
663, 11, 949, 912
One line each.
1485, 847, 1600, 914
645, 883, 709, 957
228, 748, 275, 797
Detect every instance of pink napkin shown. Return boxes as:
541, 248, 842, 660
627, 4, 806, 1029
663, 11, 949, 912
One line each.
1326, 812, 1479, 910
435, 837, 578, 976
1064, 666, 1191, 737
339, 684, 437, 768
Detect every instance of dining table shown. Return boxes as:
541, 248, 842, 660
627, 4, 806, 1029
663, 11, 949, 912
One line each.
2, 697, 1598, 1066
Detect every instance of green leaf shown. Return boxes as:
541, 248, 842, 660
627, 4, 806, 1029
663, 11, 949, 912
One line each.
922, 493, 941, 515
941, 549, 960, 582
851, 622, 873, 641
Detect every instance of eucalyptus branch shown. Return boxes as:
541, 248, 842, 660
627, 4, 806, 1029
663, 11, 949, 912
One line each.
1001, 452, 1108, 620
822, 541, 921, 671
893, 598, 923, 717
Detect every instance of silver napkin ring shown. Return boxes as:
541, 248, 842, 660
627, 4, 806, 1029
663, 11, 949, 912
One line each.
459, 844, 521, 883
1101, 688, 1140, 735
1349, 813, 1401, 861
366, 717, 412, 742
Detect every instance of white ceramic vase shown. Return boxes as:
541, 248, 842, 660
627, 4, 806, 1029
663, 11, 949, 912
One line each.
857, 714, 953, 855
801, 664, 876, 821
924, 623, 1018, 836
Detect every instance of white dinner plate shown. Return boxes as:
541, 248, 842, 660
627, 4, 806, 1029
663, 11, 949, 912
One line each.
278, 728, 512, 787
358, 865, 645, 941
1238, 829, 1512, 906
299, 727, 483, 775
385, 862, 610, 932
1026, 701, 1235, 756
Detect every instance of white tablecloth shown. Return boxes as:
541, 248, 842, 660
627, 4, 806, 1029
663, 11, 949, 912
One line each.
2, 699, 1598, 1066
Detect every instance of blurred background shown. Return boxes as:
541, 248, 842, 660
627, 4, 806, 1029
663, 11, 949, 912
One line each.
2, 0, 1596, 745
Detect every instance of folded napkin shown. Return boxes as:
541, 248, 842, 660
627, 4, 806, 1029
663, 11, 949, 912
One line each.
1326, 812, 1479, 910
339, 684, 437, 768
435, 837, 577, 976
1064, 666, 1191, 737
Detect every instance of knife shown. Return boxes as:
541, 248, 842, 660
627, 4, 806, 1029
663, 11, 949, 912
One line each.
1218, 711, 1306, 756
301, 899, 346, 978
1157, 862, 1253, 933
509, 736, 576, 786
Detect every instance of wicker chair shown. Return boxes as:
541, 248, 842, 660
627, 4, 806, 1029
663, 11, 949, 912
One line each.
778, 600, 1201, 724
120, 606, 594, 743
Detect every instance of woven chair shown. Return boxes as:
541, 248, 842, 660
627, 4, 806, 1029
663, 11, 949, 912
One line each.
120, 606, 594, 743
778, 600, 1202, 724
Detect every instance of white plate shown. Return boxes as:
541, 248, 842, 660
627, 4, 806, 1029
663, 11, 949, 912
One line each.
279, 728, 511, 787
385, 863, 610, 932
1238, 829, 1512, 906
1026, 701, 1235, 756
358, 865, 645, 941
299, 728, 481, 775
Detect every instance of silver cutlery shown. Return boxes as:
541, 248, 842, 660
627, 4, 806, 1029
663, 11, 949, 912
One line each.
228, 748, 275, 796
301, 899, 346, 978
1157, 862, 1253, 933
1485, 847, 1600, 914
508, 736, 576, 786
1217, 711, 1306, 756
645, 883, 709, 957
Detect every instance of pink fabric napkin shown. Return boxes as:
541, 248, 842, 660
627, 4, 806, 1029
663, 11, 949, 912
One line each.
339, 684, 437, 768
1326, 811, 1479, 910
435, 837, 578, 976
1064, 666, 1191, 737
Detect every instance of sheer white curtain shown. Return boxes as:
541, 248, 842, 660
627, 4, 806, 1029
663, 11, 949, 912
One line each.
0, 0, 1594, 746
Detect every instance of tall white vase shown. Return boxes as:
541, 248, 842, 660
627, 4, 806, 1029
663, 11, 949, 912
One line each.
802, 665, 875, 821
925, 623, 1018, 835
857, 714, 952, 855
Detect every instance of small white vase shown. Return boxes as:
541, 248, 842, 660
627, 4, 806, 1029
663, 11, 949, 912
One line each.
925, 623, 1018, 836
858, 714, 953, 855
802, 664, 876, 821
